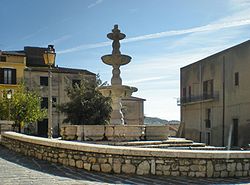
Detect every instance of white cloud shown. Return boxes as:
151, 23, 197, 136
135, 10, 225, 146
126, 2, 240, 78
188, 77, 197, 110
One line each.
57, 18, 250, 54
87, 0, 103, 9
48, 35, 72, 45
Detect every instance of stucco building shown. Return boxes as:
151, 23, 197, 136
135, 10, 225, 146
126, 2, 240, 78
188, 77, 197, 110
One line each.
0, 50, 26, 94
23, 46, 95, 137
180, 40, 250, 147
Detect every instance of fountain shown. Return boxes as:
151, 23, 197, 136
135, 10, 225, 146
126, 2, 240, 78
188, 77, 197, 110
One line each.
99, 25, 138, 125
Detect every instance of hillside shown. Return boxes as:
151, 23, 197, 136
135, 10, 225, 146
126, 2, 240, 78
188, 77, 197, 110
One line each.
144, 116, 180, 125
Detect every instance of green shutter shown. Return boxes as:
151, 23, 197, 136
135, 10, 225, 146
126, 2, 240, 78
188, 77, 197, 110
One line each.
0, 68, 4, 84
11, 69, 17, 84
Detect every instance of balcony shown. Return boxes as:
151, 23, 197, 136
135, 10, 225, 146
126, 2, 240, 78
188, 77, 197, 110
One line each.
177, 91, 219, 106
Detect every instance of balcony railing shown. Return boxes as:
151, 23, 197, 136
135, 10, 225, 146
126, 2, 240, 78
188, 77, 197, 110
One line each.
178, 91, 219, 106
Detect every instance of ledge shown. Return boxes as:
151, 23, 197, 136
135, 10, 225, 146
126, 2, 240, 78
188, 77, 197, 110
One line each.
2, 132, 250, 159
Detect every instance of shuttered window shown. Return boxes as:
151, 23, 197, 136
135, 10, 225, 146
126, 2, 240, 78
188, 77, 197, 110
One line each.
0, 68, 16, 84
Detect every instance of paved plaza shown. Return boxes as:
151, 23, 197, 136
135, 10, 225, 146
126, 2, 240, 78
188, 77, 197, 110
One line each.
0, 145, 249, 185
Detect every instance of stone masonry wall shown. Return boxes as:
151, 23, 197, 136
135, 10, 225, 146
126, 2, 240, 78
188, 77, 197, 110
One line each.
1, 132, 250, 178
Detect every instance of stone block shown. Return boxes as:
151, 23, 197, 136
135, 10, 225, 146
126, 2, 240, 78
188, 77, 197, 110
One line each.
145, 125, 169, 140
88, 157, 96, 163
196, 172, 205, 177
76, 160, 83, 168
69, 159, 75, 167
83, 163, 91, 171
207, 161, 213, 177
171, 171, 180, 176
122, 164, 136, 174
92, 164, 100, 171
235, 171, 243, 177
83, 125, 105, 141
244, 163, 249, 171
227, 163, 236, 171
136, 161, 150, 175
236, 163, 243, 171
179, 166, 189, 172
105, 125, 143, 141
101, 163, 112, 173
113, 162, 121, 174
215, 164, 226, 171
220, 171, 228, 177
98, 158, 108, 164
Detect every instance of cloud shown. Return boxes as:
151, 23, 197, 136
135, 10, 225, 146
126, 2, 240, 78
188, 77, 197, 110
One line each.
48, 35, 72, 45
124, 76, 167, 85
57, 18, 250, 54
87, 0, 103, 9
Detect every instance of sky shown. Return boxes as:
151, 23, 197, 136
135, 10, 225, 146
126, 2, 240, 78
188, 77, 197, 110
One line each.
1, 0, 250, 120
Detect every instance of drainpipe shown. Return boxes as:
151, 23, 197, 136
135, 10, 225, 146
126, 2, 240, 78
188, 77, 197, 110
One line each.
222, 56, 225, 146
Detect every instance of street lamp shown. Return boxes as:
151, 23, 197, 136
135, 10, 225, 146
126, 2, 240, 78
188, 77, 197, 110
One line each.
43, 45, 56, 139
6, 90, 12, 121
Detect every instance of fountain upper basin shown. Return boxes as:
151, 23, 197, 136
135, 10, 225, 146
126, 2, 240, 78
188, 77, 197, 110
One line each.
101, 54, 132, 66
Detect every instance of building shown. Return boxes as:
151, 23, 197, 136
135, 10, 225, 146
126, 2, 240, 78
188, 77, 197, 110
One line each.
0, 50, 26, 94
122, 97, 145, 125
23, 46, 95, 137
180, 40, 250, 147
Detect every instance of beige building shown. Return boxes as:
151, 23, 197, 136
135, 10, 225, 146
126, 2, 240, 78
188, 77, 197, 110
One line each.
122, 97, 145, 125
180, 40, 250, 147
23, 46, 145, 137
23, 46, 95, 137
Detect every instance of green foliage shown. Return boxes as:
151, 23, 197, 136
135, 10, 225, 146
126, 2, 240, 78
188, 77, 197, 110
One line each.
0, 84, 47, 131
58, 75, 112, 125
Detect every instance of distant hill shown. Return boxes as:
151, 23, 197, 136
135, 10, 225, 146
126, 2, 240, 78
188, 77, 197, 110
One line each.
144, 116, 180, 125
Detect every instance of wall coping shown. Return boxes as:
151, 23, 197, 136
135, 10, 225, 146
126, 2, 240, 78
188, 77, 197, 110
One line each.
2, 132, 250, 159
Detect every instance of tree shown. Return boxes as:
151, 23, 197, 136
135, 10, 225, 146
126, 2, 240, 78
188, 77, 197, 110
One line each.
58, 75, 112, 125
0, 84, 47, 132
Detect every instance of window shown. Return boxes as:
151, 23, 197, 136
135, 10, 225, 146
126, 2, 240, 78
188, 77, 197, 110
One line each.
188, 86, 191, 102
205, 108, 211, 128
234, 72, 239, 86
203, 80, 213, 99
0, 68, 16, 84
40, 76, 48, 86
41, 97, 48, 109
182, 87, 186, 103
72, 79, 81, 87
52, 97, 57, 108
0, 56, 6, 62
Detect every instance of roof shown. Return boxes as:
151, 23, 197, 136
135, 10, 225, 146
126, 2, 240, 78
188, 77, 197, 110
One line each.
25, 66, 96, 76
122, 96, 146, 101
181, 39, 250, 70
1, 51, 26, 56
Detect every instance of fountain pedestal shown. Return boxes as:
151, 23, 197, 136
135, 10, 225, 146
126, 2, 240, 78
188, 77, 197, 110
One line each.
99, 25, 137, 125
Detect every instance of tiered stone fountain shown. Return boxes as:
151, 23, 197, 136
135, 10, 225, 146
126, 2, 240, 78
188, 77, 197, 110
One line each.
99, 25, 138, 125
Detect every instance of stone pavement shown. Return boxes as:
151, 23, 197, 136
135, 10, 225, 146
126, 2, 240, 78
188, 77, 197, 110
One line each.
0, 145, 249, 185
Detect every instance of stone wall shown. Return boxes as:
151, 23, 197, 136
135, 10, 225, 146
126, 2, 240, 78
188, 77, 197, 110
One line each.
1, 132, 250, 178
60, 125, 169, 141
0, 121, 14, 134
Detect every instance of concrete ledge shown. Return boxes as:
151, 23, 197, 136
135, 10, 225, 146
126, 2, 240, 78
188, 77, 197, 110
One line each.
1, 132, 250, 177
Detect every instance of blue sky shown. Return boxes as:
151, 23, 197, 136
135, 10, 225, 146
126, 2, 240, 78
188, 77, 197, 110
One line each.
1, 0, 250, 120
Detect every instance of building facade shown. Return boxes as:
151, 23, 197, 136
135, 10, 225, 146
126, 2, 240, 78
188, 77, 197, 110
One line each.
0, 51, 26, 94
23, 46, 95, 137
180, 40, 250, 147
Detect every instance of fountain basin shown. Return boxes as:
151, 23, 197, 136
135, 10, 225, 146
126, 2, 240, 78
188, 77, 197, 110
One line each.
98, 85, 138, 98
101, 54, 132, 66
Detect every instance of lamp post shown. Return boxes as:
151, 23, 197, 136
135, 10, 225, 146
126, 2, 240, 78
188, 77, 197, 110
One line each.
43, 45, 56, 139
6, 90, 12, 121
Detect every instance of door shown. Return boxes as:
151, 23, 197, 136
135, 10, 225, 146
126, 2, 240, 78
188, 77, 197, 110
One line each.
231, 119, 238, 147
37, 119, 48, 137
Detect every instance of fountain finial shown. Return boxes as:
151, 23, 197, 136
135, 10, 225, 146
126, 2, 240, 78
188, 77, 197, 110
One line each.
107, 24, 126, 55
